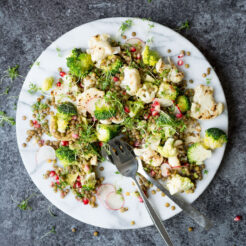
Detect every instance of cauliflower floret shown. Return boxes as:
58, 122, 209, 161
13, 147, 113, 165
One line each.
76, 88, 104, 115
83, 74, 97, 90
168, 156, 181, 167
144, 134, 161, 151
134, 148, 163, 166
136, 83, 158, 103
184, 119, 201, 146
156, 58, 172, 74
54, 75, 79, 104
87, 34, 120, 63
157, 138, 177, 158
120, 67, 141, 96
190, 85, 224, 120
154, 98, 173, 107
166, 174, 194, 195
168, 65, 184, 83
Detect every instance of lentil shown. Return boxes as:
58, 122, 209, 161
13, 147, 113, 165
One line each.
22, 143, 27, 147
132, 32, 136, 36
99, 167, 104, 171
151, 190, 156, 195
171, 206, 176, 210
93, 231, 99, 236
167, 49, 171, 53
122, 35, 127, 39
187, 51, 191, 56
202, 73, 207, 78
165, 203, 170, 207
185, 64, 190, 68
72, 227, 76, 232
22, 116, 27, 120
188, 227, 193, 232
131, 221, 135, 225
161, 192, 165, 197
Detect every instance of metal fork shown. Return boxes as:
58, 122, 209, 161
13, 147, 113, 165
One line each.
107, 137, 174, 246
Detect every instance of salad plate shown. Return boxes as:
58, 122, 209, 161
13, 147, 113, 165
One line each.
16, 17, 228, 229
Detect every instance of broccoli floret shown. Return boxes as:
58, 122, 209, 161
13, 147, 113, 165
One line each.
176, 95, 190, 113
157, 138, 177, 158
66, 48, 93, 78
157, 82, 179, 100
127, 100, 144, 118
42, 77, 54, 92
57, 102, 77, 118
82, 173, 97, 190
56, 146, 77, 167
204, 128, 227, 149
96, 124, 119, 142
187, 143, 212, 165
100, 55, 123, 75
142, 45, 160, 66
94, 99, 116, 120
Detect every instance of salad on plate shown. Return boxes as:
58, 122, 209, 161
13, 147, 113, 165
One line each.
24, 33, 227, 209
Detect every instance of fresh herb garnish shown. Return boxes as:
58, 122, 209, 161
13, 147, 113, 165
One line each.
11, 193, 36, 210
116, 188, 122, 194
204, 170, 208, 175
115, 171, 120, 174
40, 226, 56, 240
7, 65, 20, 81
146, 37, 154, 45
0, 111, 15, 126
0, 87, 10, 96
206, 78, 211, 85
56, 47, 62, 57
28, 83, 40, 94
119, 19, 133, 35
148, 23, 155, 29
147, 0, 152, 2
177, 20, 190, 31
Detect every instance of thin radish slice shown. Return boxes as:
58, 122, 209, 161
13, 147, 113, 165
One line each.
36, 145, 56, 165
96, 184, 116, 202
126, 38, 145, 46
106, 191, 124, 210
161, 163, 171, 177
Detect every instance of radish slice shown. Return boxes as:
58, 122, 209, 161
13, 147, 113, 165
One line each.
105, 191, 124, 210
126, 38, 145, 50
36, 145, 56, 165
97, 184, 116, 203
161, 163, 171, 177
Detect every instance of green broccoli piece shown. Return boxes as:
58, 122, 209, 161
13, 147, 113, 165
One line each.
94, 99, 116, 120
187, 143, 212, 165
127, 100, 144, 118
57, 102, 77, 117
176, 95, 190, 113
142, 45, 160, 66
82, 173, 97, 190
157, 82, 179, 100
96, 124, 119, 142
204, 128, 227, 149
100, 55, 123, 75
66, 48, 93, 78
56, 146, 77, 167
157, 138, 177, 158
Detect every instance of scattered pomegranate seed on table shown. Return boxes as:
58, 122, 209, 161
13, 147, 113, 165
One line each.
49, 171, 56, 177
56, 81, 61, 87
177, 60, 184, 66
83, 198, 89, 205
59, 71, 66, 77
234, 215, 242, 221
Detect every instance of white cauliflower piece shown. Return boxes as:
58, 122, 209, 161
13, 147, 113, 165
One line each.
134, 148, 163, 166
190, 85, 224, 120
76, 88, 104, 115
136, 83, 158, 104
168, 65, 184, 83
157, 138, 177, 158
83, 74, 97, 90
144, 134, 161, 151
166, 174, 194, 195
154, 98, 173, 107
87, 34, 120, 63
54, 75, 79, 104
121, 67, 141, 96
168, 156, 181, 167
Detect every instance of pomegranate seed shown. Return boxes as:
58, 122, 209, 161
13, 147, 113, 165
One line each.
150, 107, 156, 112
83, 198, 89, 205
33, 120, 37, 124
56, 180, 60, 185
59, 71, 66, 77
72, 115, 77, 120
113, 76, 119, 82
50, 182, 54, 187
56, 82, 61, 87
84, 165, 90, 172
72, 133, 79, 139
150, 170, 156, 177
134, 141, 141, 147
76, 181, 82, 188
144, 114, 150, 120
61, 141, 69, 146
76, 175, 81, 181
130, 47, 136, 52
177, 60, 184, 66
55, 175, 59, 181
122, 91, 126, 95
49, 171, 56, 177
34, 123, 41, 128
124, 106, 130, 113
99, 142, 103, 147
153, 100, 160, 106
178, 53, 184, 59
176, 113, 183, 119
152, 111, 159, 116
234, 215, 242, 221
136, 54, 141, 59
138, 196, 143, 203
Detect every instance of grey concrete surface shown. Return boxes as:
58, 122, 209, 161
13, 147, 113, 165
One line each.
0, 0, 246, 245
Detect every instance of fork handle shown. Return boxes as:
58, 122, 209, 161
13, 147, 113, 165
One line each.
133, 177, 173, 246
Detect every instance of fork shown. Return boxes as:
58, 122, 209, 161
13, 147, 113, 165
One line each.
107, 137, 174, 246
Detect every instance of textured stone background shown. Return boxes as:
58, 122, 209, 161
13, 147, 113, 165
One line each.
0, 0, 246, 245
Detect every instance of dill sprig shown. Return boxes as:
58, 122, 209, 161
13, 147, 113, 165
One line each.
40, 226, 56, 240
119, 19, 133, 35
177, 20, 190, 31
0, 111, 15, 126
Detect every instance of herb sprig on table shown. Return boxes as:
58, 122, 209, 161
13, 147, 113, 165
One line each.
177, 20, 190, 31
11, 193, 36, 210
0, 111, 15, 126
40, 226, 56, 240
119, 19, 133, 35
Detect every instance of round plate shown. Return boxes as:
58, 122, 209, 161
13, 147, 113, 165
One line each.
16, 17, 228, 229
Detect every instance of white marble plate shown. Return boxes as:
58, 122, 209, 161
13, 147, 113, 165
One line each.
16, 17, 228, 229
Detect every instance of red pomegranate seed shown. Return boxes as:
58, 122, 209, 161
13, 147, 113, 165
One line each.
56, 82, 61, 87
113, 76, 119, 82
50, 182, 54, 187
61, 141, 69, 146
56, 180, 60, 185
178, 53, 184, 59
49, 171, 56, 177
76, 181, 82, 188
150, 170, 156, 177
138, 196, 143, 203
72, 133, 79, 139
176, 113, 183, 119
122, 91, 126, 95
33, 120, 37, 124
99, 142, 103, 147
34, 123, 41, 128
177, 60, 184, 66
72, 115, 77, 120
76, 175, 81, 181
55, 175, 59, 181
144, 114, 151, 120
124, 106, 130, 113
152, 111, 159, 116
234, 215, 242, 221
153, 100, 160, 106
130, 47, 136, 52
134, 141, 141, 147
59, 71, 66, 77
83, 198, 89, 205
136, 54, 141, 59
150, 107, 156, 112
